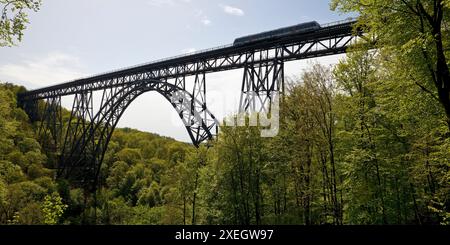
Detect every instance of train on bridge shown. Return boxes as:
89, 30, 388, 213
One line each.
233, 21, 321, 46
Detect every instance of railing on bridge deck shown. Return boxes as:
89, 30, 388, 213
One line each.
30, 17, 359, 91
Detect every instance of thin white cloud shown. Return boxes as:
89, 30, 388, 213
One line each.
0, 52, 86, 88
220, 4, 245, 16
194, 9, 212, 26
201, 17, 212, 26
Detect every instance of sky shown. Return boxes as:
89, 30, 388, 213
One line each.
0, 0, 355, 142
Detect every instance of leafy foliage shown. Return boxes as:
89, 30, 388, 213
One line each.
0, 0, 449, 225
41, 192, 67, 225
0, 0, 42, 46
0, 83, 58, 224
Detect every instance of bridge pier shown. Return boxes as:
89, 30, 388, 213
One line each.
191, 68, 216, 142
38, 95, 62, 148
58, 91, 95, 185
239, 49, 285, 115
21, 98, 39, 122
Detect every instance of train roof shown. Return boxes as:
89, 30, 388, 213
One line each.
234, 21, 320, 42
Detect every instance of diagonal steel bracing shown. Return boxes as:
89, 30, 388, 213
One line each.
239, 48, 285, 114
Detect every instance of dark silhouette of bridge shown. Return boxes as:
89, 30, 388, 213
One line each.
18, 18, 361, 189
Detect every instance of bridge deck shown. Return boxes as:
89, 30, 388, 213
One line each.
19, 19, 358, 100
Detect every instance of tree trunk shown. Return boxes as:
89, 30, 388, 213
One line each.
183, 196, 186, 225
192, 168, 199, 225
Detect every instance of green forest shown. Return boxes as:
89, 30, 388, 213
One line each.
0, 1, 449, 225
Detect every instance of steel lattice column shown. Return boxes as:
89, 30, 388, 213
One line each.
59, 90, 94, 179
38, 95, 62, 153
21, 99, 39, 122
239, 49, 284, 114
191, 65, 217, 142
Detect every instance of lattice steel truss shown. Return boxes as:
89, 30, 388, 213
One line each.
239, 49, 285, 114
37, 95, 62, 153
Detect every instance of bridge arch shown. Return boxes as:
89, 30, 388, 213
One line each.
59, 79, 218, 187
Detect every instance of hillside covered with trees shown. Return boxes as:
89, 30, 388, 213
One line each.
0, 0, 449, 225
1, 52, 449, 225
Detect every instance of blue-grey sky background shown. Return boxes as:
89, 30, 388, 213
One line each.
0, 0, 354, 142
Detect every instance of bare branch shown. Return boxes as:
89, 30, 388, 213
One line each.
414, 81, 440, 101
417, 4, 440, 88
417, 1, 435, 25
400, 0, 420, 15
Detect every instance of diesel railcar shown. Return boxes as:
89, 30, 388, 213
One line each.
233, 21, 321, 46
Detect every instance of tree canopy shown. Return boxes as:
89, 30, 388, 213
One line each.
0, 0, 41, 46
0, 0, 449, 225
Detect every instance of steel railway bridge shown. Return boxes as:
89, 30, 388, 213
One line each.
18, 18, 362, 189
